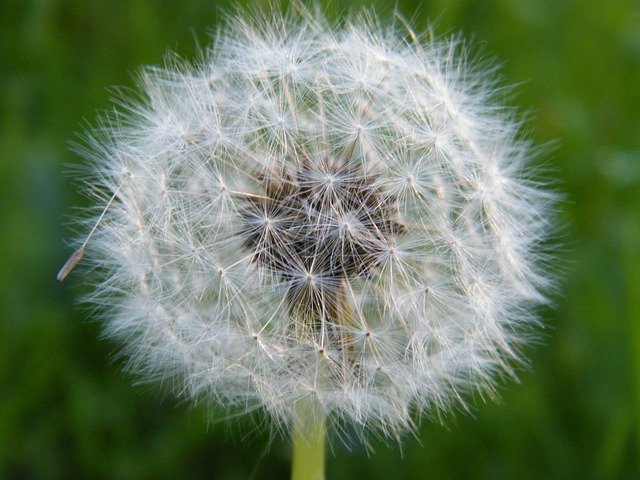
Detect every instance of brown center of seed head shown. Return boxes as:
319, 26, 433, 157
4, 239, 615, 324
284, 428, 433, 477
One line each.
239, 160, 404, 327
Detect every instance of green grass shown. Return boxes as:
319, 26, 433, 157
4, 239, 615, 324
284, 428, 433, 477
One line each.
1, 0, 639, 478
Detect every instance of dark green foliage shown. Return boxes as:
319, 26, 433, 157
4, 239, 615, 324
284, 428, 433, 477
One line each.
1, 0, 638, 478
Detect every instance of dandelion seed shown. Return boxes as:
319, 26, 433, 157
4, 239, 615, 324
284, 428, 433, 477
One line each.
57, 174, 128, 282
59, 4, 557, 477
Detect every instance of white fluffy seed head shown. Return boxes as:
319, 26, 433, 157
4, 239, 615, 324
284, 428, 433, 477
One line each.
66, 4, 557, 443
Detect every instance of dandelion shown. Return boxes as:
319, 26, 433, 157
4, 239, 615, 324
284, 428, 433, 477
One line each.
59, 4, 556, 478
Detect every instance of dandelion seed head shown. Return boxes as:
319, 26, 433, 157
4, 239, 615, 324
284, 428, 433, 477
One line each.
67, 4, 557, 443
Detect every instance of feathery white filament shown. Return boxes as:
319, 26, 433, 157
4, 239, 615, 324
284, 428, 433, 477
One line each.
68, 5, 555, 441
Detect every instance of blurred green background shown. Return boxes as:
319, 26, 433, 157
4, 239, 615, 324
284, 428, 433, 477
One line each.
1, 0, 639, 478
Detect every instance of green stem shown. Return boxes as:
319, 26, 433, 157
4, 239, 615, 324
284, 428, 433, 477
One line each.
291, 399, 325, 480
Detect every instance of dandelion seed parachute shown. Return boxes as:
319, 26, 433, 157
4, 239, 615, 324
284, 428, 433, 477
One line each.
67, 4, 555, 442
